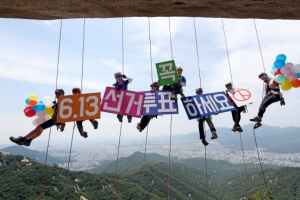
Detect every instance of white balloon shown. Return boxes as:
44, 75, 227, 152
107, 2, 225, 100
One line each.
42, 96, 53, 106
292, 64, 300, 73
32, 118, 38, 126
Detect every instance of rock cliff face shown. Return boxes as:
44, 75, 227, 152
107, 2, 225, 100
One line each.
0, 0, 299, 20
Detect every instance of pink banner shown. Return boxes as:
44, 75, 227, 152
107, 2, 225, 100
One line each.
100, 87, 145, 118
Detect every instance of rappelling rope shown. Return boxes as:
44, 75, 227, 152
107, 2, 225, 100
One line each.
221, 18, 252, 199
167, 17, 174, 200
40, 19, 63, 200
193, 17, 208, 200
253, 19, 269, 192
112, 17, 125, 200
139, 17, 155, 200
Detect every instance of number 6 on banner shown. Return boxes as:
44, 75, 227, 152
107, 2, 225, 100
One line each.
57, 92, 101, 123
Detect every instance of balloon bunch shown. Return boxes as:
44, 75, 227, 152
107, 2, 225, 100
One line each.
270, 54, 300, 91
24, 94, 55, 126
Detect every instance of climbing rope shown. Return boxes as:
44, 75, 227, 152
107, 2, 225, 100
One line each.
139, 17, 155, 200
221, 18, 252, 199
167, 17, 174, 200
193, 17, 208, 200
40, 19, 63, 200
112, 17, 125, 200
253, 19, 269, 192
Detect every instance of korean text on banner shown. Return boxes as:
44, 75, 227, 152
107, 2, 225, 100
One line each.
101, 87, 145, 118
141, 90, 179, 115
156, 60, 179, 86
181, 91, 236, 120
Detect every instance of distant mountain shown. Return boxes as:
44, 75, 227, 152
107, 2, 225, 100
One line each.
0, 146, 71, 165
170, 124, 300, 153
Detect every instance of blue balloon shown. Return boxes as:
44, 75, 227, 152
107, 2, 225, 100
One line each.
276, 54, 287, 62
274, 60, 285, 69
297, 73, 300, 78
272, 65, 276, 71
32, 103, 45, 112
25, 98, 31, 105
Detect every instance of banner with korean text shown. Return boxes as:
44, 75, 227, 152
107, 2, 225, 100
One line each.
181, 91, 236, 120
100, 87, 145, 118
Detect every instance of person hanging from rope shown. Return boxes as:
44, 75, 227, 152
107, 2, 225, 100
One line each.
137, 81, 160, 132
225, 82, 247, 132
177, 66, 186, 98
72, 87, 98, 138
250, 72, 285, 129
196, 88, 218, 146
162, 66, 186, 101
113, 71, 133, 123
9, 89, 66, 146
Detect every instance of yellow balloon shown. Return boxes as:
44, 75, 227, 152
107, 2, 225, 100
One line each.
28, 93, 38, 101
44, 106, 52, 115
281, 80, 292, 91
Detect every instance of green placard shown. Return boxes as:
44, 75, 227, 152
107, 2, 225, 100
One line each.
156, 60, 179, 86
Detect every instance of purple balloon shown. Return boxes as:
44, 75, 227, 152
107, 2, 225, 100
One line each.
280, 65, 292, 75
286, 72, 297, 81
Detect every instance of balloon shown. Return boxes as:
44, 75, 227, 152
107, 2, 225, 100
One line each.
25, 98, 31, 105
281, 80, 292, 91
272, 65, 276, 71
276, 54, 287, 62
270, 68, 275, 75
28, 94, 38, 101
37, 111, 46, 117
28, 99, 38, 106
274, 60, 285, 69
297, 73, 300, 78
274, 69, 282, 76
274, 74, 286, 84
291, 79, 300, 88
36, 116, 46, 126
32, 118, 38, 126
44, 115, 50, 121
42, 96, 53, 106
25, 109, 36, 117
24, 106, 33, 113
32, 103, 45, 112
280, 65, 292, 75
44, 106, 53, 115
286, 72, 297, 81
292, 64, 300, 73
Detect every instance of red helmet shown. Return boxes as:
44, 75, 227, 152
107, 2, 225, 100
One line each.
72, 87, 81, 94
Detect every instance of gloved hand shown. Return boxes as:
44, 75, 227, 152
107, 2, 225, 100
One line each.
115, 86, 120, 91
60, 123, 66, 132
122, 75, 126, 78
280, 98, 285, 106
214, 112, 218, 115
178, 80, 181, 83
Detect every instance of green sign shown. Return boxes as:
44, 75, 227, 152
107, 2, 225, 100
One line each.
156, 60, 179, 86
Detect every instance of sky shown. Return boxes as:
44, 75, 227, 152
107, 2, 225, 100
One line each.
0, 17, 300, 148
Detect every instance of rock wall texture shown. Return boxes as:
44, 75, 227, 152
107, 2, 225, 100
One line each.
1, 0, 299, 20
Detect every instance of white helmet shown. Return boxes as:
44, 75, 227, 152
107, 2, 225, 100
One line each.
177, 66, 183, 70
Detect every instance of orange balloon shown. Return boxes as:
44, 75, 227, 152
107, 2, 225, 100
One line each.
291, 79, 300, 88
28, 99, 38, 106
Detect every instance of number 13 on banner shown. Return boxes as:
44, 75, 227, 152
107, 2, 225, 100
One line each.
57, 92, 101, 123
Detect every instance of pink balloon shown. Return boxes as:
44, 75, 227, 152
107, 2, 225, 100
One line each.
280, 65, 292, 75
286, 72, 297, 81
37, 111, 46, 117
36, 116, 46, 126
285, 62, 294, 68
44, 115, 50, 121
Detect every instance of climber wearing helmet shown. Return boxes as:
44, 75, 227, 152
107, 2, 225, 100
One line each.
195, 88, 218, 146
177, 66, 186, 98
250, 72, 285, 129
113, 71, 133, 123
137, 82, 160, 132
225, 82, 246, 132
72, 87, 98, 138
10, 89, 66, 147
